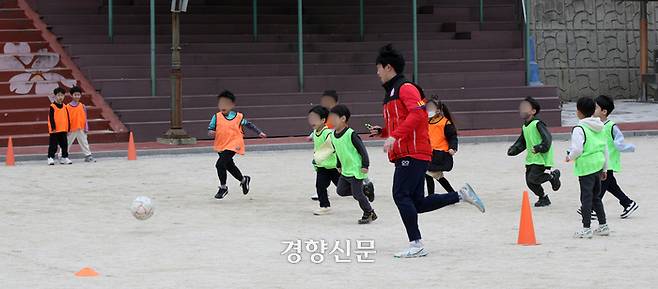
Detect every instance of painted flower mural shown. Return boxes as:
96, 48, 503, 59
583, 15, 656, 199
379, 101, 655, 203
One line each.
1, 42, 76, 97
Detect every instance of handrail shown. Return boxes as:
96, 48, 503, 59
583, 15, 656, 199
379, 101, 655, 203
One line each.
521, 0, 530, 85
479, 0, 484, 25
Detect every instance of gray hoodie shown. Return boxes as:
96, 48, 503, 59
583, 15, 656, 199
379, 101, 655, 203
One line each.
567, 116, 609, 171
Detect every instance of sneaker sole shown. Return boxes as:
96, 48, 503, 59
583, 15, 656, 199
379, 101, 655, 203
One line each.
394, 249, 429, 258
464, 183, 485, 213
620, 203, 638, 219
215, 190, 229, 199
241, 177, 251, 195
551, 170, 561, 191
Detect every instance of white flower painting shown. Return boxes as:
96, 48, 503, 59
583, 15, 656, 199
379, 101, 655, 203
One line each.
1, 42, 76, 96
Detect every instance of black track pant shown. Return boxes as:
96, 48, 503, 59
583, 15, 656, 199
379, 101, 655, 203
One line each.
48, 132, 68, 158
215, 150, 243, 186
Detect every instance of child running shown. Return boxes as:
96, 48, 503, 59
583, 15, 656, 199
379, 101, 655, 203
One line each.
567, 97, 610, 238
329, 104, 377, 224
308, 105, 340, 215
425, 97, 458, 195
578, 95, 637, 219
310, 90, 340, 200
507, 96, 561, 207
208, 90, 266, 199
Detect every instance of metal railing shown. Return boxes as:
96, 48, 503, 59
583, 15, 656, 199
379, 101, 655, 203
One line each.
521, 0, 530, 85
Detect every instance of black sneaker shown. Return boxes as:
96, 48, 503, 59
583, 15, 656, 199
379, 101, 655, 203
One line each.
358, 210, 378, 224
215, 186, 229, 199
534, 195, 551, 207
363, 180, 375, 202
549, 169, 561, 191
241, 176, 251, 195
620, 201, 638, 219
577, 207, 597, 220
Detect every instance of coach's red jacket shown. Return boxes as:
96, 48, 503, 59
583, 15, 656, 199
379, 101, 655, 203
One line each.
380, 74, 432, 163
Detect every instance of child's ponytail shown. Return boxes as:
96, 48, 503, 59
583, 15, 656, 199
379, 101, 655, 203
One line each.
430, 95, 457, 132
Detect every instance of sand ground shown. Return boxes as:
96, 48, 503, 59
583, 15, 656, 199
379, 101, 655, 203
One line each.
1, 137, 657, 289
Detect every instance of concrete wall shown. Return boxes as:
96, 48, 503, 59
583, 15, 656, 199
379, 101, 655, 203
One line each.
533, 0, 657, 100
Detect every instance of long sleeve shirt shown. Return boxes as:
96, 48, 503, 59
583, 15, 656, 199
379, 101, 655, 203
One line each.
611, 124, 636, 152
207, 111, 263, 135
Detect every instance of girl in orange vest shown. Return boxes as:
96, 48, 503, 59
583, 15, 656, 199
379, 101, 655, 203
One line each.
208, 90, 266, 199
47, 87, 71, 165
425, 97, 458, 195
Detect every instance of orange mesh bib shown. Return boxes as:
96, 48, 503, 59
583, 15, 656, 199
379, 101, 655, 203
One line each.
213, 112, 245, 155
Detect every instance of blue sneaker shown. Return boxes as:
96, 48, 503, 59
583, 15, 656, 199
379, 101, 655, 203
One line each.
458, 183, 485, 213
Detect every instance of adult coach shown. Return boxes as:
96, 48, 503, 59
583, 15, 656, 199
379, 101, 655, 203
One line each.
368, 44, 486, 258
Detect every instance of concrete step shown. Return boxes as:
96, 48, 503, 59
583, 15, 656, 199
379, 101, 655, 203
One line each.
105, 86, 559, 110
0, 119, 111, 136
0, 130, 129, 147
112, 97, 560, 123
0, 94, 93, 109
123, 109, 562, 142
93, 71, 526, 97
0, 106, 103, 122
82, 59, 524, 79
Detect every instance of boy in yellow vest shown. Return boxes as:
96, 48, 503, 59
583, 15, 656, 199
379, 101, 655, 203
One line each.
308, 105, 340, 215
329, 104, 377, 224
507, 97, 561, 207
47, 87, 71, 165
208, 90, 266, 199
567, 97, 609, 238
590, 95, 637, 219
66, 86, 95, 162
308, 90, 339, 201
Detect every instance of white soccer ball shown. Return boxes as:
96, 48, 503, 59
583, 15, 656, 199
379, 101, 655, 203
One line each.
130, 196, 154, 220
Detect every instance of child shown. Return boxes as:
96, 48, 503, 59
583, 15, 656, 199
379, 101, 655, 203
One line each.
208, 90, 266, 199
567, 97, 609, 238
329, 104, 377, 224
592, 95, 637, 218
47, 87, 71, 165
308, 105, 340, 215
507, 96, 561, 207
309, 90, 340, 200
320, 90, 339, 111
425, 97, 458, 195
66, 86, 95, 162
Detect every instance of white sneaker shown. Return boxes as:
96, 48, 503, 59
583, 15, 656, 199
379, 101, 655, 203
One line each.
394, 245, 429, 258
313, 207, 331, 215
574, 227, 593, 239
60, 158, 72, 165
593, 224, 610, 236
458, 183, 485, 213
47, 158, 55, 165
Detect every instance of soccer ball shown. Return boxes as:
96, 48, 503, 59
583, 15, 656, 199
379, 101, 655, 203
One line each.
130, 196, 154, 220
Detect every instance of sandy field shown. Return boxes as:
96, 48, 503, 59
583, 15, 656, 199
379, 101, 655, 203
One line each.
1, 136, 657, 289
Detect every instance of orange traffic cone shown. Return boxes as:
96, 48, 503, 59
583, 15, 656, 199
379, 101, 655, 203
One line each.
5, 137, 15, 166
517, 191, 538, 245
127, 132, 137, 160
74, 267, 99, 277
